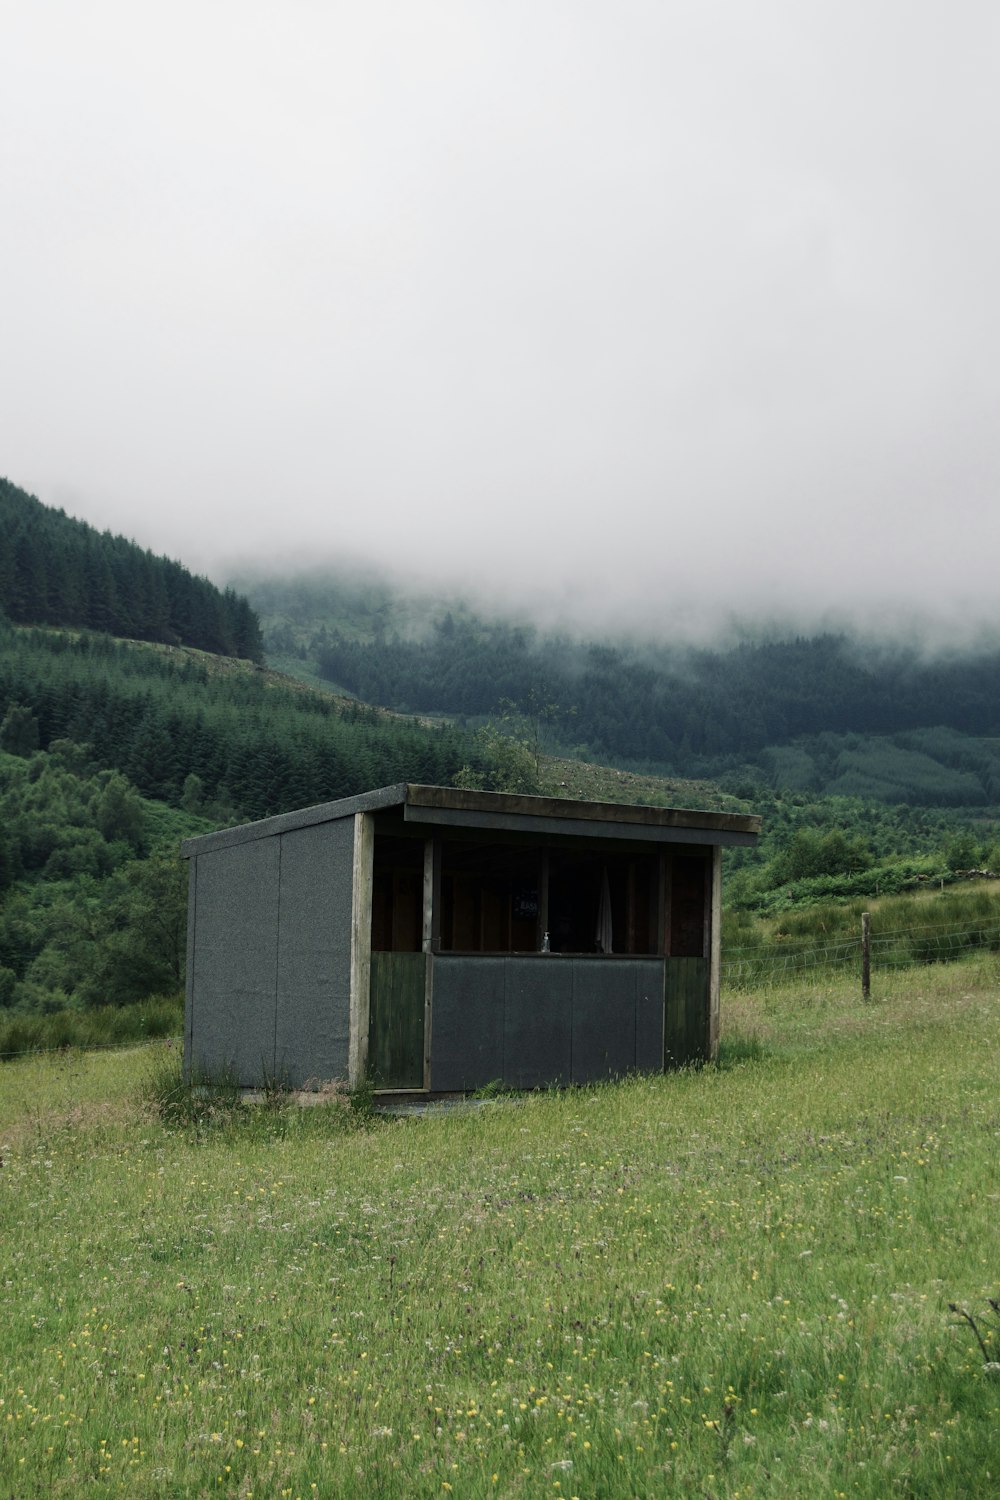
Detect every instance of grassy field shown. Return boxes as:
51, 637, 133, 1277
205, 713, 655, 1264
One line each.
1, 962, 998, 1498
722, 879, 1000, 988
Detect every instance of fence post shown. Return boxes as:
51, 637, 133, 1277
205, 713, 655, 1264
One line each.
861, 911, 871, 1001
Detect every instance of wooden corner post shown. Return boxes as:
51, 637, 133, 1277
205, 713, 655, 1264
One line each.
708, 846, 723, 1060
348, 812, 375, 1089
422, 836, 441, 1090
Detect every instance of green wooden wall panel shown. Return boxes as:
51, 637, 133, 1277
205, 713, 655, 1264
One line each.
369, 952, 425, 1088
664, 957, 708, 1067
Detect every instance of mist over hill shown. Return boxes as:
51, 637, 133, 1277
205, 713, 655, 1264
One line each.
235, 564, 1000, 807
1, 480, 999, 1034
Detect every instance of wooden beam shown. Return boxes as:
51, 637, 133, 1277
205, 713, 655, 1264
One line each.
422, 835, 441, 1085
626, 860, 637, 955
348, 812, 375, 1090
658, 852, 670, 956
707, 846, 723, 1061
422, 836, 441, 953
539, 848, 550, 950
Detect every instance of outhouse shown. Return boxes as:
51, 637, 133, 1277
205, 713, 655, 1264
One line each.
181, 783, 760, 1093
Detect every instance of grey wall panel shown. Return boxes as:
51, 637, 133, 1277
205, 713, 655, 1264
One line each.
571, 961, 637, 1082
431, 956, 505, 1092
274, 818, 355, 1088
634, 960, 666, 1073
189, 839, 280, 1086
428, 956, 666, 1094
183, 857, 198, 1082
504, 957, 573, 1089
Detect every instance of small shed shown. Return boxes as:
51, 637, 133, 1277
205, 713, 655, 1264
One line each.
181, 783, 760, 1093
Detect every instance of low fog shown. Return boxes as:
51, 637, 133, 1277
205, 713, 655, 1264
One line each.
5, 3, 999, 644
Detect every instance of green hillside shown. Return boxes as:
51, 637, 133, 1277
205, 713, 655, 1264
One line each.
0, 618, 501, 1031
1, 476, 263, 659
3, 486, 999, 1044
238, 567, 1000, 806
0, 624, 481, 822
0, 486, 508, 1033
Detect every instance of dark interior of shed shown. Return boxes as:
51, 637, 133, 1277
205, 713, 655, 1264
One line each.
370, 834, 709, 958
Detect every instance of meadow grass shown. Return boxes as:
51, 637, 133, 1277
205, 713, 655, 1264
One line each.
0, 995, 182, 1065
1, 959, 998, 1497
723, 879, 1000, 988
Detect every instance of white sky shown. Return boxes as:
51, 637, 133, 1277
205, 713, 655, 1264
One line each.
4, 1, 999, 638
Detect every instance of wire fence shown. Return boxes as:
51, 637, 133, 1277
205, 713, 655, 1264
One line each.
722, 918, 1000, 989
0, 1030, 181, 1063
4, 916, 1000, 1061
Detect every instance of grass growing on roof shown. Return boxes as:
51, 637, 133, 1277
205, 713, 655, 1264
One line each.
1, 958, 999, 1497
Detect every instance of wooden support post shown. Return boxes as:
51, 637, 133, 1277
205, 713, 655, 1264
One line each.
626, 860, 637, 955
422, 837, 441, 953
708, 847, 722, 1060
538, 848, 550, 950
861, 911, 871, 1002
422, 837, 440, 1091
348, 812, 375, 1089
658, 852, 670, 956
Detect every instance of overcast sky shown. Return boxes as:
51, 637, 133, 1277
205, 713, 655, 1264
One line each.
4, 2, 999, 639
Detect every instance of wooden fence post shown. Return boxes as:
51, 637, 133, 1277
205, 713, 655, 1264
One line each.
861, 911, 871, 1002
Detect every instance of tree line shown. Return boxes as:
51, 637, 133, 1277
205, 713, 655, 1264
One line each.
0, 622, 494, 1023
0, 625, 483, 825
0, 476, 263, 660
312, 613, 1000, 784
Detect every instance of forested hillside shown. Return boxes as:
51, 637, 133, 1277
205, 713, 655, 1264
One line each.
240, 570, 1000, 804
0, 625, 481, 823
2, 490, 997, 1035
0, 622, 492, 1026
0, 477, 263, 659
0, 486, 507, 1030
317, 621, 1000, 768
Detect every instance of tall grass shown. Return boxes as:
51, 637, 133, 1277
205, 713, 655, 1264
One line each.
0, 994, 182, 1062
723, 879, 1000, 989
1, 959, 998, 1497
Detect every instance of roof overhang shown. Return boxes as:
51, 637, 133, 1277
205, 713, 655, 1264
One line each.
401, 785, 760, 847
181, 782, 761, 858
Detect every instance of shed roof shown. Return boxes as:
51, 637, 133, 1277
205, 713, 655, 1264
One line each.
180, 783, 761, 858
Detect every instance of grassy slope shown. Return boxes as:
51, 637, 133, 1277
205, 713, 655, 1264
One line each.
1, 960, 998, 1498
